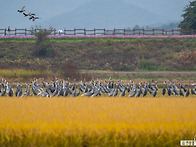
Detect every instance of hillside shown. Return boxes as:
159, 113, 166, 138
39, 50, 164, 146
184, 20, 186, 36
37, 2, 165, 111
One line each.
42, 0, 162, 29
0, 38, 195, 72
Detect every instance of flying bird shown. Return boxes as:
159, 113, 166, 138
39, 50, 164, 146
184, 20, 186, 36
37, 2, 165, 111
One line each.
29, 13, 35, 16
29, 15, 39, 21
29, 15, 35, 20
18, 6, 25, 13
23, 12, 29, 17
32, 16, 39, 21
18, 7, 39, 22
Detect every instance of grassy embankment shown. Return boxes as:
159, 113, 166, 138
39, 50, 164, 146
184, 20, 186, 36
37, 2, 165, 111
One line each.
0, 37, 195, 81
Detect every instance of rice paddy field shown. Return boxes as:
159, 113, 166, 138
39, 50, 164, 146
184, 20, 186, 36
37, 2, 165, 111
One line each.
0, 96, 196, 146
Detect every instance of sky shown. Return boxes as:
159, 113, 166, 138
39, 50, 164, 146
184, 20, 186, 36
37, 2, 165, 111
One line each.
0, 0, 191, 29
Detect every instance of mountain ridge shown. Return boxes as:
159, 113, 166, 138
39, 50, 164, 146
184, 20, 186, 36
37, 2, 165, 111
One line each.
41, 0, 164, 29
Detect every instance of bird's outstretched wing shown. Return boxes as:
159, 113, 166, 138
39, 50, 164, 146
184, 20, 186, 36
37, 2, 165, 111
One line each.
21, 6, 25, 11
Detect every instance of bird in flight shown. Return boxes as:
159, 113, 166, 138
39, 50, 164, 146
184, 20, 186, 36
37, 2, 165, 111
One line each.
23, 12, 36, 17
29, 13, 35, 16
18, 6, 39, 22
32, 17, 39, 21
23, 12, 29, 17
29, 15, 39, 21
18, 6, 25, 13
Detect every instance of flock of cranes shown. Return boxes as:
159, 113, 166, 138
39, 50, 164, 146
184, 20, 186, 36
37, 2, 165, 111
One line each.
18, 6, 39, 21
0, 78, 196, 98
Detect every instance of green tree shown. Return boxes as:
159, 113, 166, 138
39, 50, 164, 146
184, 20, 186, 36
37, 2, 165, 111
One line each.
33, 27, 55, 57
178, 1, 196, 33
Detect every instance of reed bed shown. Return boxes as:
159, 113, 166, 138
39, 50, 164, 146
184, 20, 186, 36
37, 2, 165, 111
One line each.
0, 97, 195, 146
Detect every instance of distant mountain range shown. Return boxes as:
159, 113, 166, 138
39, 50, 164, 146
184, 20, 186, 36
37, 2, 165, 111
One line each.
42, 0, 165, 29
0, 0, 191, 29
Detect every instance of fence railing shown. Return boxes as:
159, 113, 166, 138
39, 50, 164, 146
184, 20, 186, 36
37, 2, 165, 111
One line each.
0, 28, 196, 36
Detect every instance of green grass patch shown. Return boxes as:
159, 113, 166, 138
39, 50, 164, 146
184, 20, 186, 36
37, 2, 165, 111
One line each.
0, 38, 36, 42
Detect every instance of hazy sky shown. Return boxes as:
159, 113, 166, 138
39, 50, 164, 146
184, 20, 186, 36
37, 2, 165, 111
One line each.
0, 0, 191, 29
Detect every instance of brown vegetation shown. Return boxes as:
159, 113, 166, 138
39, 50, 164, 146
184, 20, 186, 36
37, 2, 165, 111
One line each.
0, 38, 195, 71
176, 51, 196, 70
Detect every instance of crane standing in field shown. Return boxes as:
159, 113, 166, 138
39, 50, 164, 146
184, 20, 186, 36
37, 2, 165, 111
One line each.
0, 78, 195, 98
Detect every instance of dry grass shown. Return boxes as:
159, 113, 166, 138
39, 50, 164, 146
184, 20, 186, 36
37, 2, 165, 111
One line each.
0, 97, 195, 146
0, 69, 52, 82
0, 69, 42, 77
